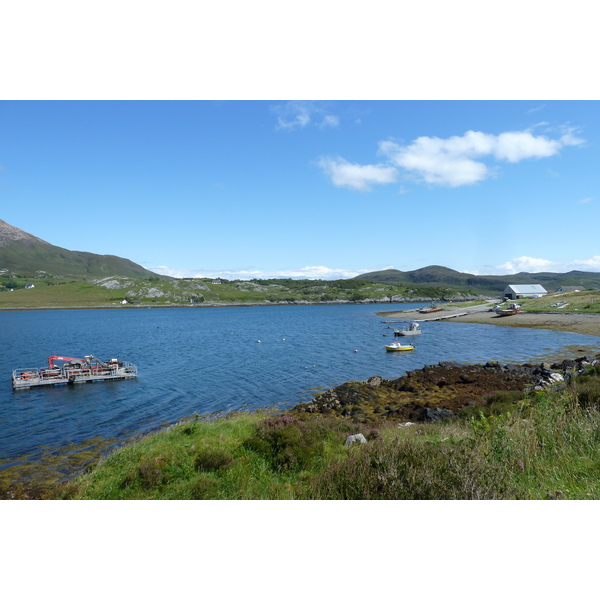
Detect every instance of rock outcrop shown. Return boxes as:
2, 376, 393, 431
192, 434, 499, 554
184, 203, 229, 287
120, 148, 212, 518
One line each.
293, 354, 600, 425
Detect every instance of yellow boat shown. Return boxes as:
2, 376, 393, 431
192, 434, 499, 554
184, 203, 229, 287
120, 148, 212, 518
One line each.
385, 342, 415, 352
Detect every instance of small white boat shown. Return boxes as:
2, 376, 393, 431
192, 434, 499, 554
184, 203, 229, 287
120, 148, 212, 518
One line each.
385, 342, 415, 352
394, 322, 422, 336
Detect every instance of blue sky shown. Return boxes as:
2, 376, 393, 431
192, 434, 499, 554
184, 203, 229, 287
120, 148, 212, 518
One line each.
1, 100, 598, 280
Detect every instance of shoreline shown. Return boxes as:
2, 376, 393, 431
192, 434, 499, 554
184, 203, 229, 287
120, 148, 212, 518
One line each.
0, 299, 428, 312
378, 304, 600, 338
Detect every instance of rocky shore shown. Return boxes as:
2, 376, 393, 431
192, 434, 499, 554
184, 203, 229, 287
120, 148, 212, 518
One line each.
293, 354, 600, 424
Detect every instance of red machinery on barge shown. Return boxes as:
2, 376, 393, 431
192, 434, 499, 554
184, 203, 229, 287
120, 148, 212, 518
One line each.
13, 355, 138, 390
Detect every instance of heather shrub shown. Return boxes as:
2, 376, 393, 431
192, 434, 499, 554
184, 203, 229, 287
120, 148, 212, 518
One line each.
573, 378, 600, 408
189, 475, 219, 499
243, 415, 373, 472
244, 416, 328, 471
302, 438, 516, 500
123, 454, 173, 490
194, 447, 236, 472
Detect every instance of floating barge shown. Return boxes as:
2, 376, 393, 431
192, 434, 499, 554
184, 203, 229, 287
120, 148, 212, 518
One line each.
12, 355, 138, 391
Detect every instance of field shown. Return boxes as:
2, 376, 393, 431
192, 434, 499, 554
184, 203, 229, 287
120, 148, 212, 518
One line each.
518, 290, 600, 313
0, 275, 471, 309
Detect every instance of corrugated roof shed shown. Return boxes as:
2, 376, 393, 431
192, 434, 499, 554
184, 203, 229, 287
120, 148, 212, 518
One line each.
504, 284, 547, 294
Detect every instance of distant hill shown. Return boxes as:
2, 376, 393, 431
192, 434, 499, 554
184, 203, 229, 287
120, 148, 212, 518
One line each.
354, 265, 600, 295
0, 219, 168, 280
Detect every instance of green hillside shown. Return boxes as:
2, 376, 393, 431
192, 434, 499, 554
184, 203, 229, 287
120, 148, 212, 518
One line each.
0, 275, 473, 309
3, 218, 600, 308
0, 219, 168, 280
355, 265, 600, 295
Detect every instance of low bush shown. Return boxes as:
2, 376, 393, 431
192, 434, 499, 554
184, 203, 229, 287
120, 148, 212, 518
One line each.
301, 437, 516, 500
194, 447, 236, 472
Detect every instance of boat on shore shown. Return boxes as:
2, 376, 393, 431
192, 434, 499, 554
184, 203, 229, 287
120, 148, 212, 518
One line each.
385, 342, 415, 352
496, 303, 522, 317
419, 303, 444, 314
394, 322, 422, 336
12, 355, 138, 390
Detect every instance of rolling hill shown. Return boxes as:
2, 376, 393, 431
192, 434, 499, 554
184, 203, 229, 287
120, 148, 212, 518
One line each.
354, 265, 600, 295
0, 219, 168, 280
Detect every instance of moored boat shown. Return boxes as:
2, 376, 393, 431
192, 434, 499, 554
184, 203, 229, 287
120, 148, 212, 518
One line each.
12, 355, 138, 390
385, 342, 415, 352
394, 322, 422, 336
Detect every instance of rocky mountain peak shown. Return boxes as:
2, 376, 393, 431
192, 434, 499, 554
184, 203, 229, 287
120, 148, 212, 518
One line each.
0, 219, 50, 247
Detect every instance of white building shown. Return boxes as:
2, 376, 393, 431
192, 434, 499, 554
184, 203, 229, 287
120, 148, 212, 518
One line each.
503, 284, 548, 300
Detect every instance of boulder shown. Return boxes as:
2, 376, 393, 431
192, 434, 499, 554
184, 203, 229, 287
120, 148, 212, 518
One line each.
345, 433, 368, 447
365, 376, 383, 387
412, 407, 456, 423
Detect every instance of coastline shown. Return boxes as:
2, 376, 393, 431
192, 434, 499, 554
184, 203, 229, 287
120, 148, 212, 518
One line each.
378, 304, 600, 338
0, 297, 457, 312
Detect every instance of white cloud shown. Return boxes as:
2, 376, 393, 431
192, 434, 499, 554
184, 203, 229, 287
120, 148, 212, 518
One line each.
321, 114, 340, 128
578, 197, 593, 204
570, 256, 600, 270
151, 265, 372, 280
379, 136, 491, 186
494, 256, 558, 274
316, 156, 397, 191
320, 126, 585, 189
273, 101, 340, 131
486, 255, 600, 275
493, 131, 562, 162
276, 105, 311, 130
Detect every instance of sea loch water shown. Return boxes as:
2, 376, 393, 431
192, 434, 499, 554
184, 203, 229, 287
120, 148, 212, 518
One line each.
1, 303, 599, 471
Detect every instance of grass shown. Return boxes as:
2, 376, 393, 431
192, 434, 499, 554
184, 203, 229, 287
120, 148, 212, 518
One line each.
517, 290, 600, 314
0, 276, 475, 309
55, 364, 600, 500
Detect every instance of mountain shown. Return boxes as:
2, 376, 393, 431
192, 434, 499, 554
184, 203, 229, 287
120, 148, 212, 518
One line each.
0, 219, 168, 280
355, 265, 600, 294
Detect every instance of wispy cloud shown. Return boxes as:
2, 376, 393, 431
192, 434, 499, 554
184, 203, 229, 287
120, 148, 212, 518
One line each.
527, 104, 545, 113
578, 196, 593, 204
319, 126, 585, 190
484, 255, 600, 275
316, 156, 397, 191
272, 101, 340, 131
150, 265, 373, 280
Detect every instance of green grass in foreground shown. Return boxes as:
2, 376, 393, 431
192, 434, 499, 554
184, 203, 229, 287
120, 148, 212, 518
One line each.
57, 365, 600, 500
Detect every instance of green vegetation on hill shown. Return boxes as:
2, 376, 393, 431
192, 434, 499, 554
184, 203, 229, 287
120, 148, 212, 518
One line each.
517, 290, 600, 314
3, 218, 600, 309
355, 265, 600, 296
0, 275, 475, 309
53, 363, 600, 500
0, 218, 169, 281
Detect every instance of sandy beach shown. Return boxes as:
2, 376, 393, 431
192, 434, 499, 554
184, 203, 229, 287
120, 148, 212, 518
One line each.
379, 304, 600, 338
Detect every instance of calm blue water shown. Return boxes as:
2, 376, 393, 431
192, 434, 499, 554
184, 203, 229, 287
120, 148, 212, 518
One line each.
1, 303, 599, 468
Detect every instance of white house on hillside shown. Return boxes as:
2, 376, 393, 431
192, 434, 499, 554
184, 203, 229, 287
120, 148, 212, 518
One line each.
503, 284, 548, 300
